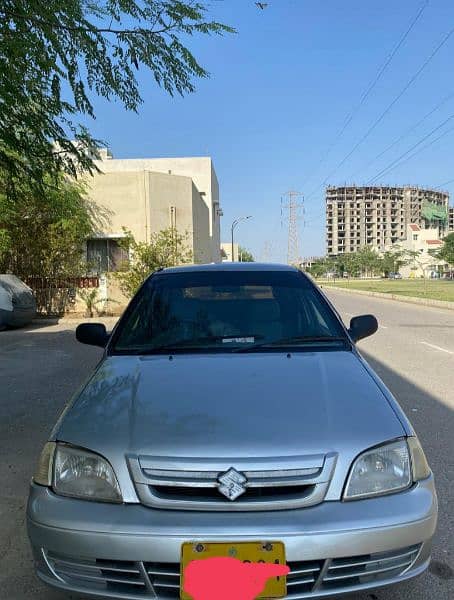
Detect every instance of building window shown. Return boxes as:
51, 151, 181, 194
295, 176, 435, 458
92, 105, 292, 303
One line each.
413, 234, 418, 241
87, 238, 129, 273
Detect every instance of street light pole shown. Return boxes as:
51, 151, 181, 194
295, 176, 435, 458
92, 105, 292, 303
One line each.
231, 216, 252, 262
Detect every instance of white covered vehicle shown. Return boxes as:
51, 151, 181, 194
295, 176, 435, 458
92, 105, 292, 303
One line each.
0, 275, 36, 329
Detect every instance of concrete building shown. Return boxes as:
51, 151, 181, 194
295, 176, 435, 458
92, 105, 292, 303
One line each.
326, 186, 449, 255
220, 243, 239, 262
84, 151, 222, 270
300, 256, 324, 270
399, 223, 446, 278
449, 207, 454, 232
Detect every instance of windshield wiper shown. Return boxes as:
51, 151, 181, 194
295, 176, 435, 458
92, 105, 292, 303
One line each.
233, 335, 348, 353
115, 334, 264, 354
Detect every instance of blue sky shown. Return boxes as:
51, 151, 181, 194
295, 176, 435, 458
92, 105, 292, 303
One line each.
86, 0, 454, 261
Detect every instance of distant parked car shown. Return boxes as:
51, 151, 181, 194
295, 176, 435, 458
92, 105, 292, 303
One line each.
387, 272, 402, 279
0, 275, 36, 329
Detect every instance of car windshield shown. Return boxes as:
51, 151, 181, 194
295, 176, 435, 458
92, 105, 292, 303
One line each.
112, 270, 347, 354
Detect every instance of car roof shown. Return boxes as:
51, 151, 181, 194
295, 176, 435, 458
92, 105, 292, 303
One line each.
160, 262, 301, 274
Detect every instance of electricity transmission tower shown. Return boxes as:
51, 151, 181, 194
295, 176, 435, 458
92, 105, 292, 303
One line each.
281, 191, 304, 265
261, 240, 273, 262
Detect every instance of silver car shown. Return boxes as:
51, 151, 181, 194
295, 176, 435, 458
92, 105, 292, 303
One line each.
27, 263, 437, 599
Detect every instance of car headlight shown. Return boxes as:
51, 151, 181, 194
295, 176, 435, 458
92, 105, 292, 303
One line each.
344, 439, 412, 500
33, 442, 122, 503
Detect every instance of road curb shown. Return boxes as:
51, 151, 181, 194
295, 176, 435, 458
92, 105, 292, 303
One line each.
320, 285, 454, 311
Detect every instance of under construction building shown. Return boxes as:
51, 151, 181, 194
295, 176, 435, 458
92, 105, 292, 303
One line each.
326, 186, 450, 255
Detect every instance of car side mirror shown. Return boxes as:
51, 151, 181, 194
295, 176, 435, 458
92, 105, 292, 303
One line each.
76, 323, 109, 348
348, 314, 378, 342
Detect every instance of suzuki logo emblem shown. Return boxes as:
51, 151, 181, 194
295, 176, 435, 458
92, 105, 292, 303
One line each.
217, 468, 247, 500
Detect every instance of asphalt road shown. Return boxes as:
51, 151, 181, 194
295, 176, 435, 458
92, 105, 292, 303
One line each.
0, 293, 453, 600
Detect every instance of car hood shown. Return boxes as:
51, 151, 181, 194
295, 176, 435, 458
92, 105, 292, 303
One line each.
56, 350, 404, 463
54, 350, 407, 501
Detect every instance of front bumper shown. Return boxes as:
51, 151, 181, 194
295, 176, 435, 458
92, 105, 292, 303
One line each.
27, 476, 437, 599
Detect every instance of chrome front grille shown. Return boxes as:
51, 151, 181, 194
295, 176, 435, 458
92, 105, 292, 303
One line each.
322, 545, 422, 589
43, 544, 421, 599
128, 454, 337, 511
286, 560, 324, 594
44, 551, 149, 595
144, 560, 324, 596
145, 562, 180, 596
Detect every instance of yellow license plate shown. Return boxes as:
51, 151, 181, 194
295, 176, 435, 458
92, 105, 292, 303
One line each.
180, 541, 287, 599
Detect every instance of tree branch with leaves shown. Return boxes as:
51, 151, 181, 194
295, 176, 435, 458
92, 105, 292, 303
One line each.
0, 1, 234, 187
238, 246, 254, 262
430, 232, 454, 268
114, 227, 193, 297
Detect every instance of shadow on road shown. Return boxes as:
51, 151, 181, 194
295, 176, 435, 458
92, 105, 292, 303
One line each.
0, 326, 103, 600
352, 351, 454, 600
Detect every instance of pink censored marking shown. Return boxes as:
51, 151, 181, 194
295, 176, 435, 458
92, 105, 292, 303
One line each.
183, 556, 290, 600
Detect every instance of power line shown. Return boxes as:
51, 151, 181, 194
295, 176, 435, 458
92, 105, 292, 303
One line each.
368, 120, 454, 184
307, 22, 454, 199
326, 26, 454, 178
304, 0, 428, 195
349, 90, 454, 181
435, 176, 454, 189
366, 112, 454, 183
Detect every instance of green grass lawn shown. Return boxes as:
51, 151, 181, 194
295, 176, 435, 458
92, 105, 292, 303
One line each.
320, 279, 454, 302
